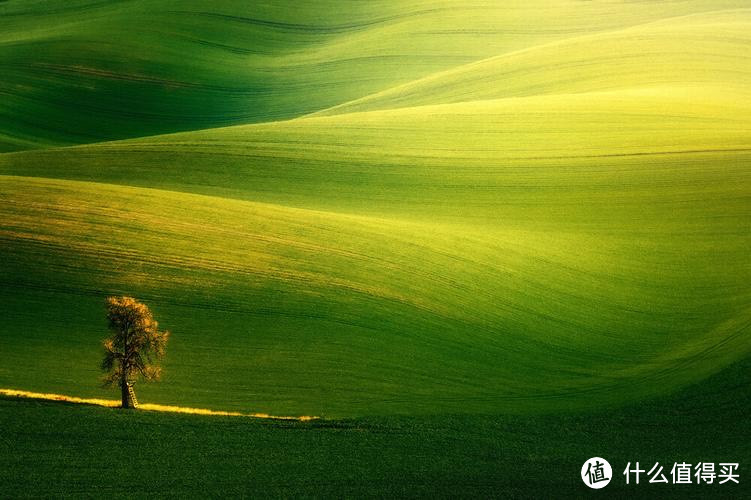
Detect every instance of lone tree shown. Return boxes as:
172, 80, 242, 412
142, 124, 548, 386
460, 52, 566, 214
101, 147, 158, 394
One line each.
101, 296, 170, 408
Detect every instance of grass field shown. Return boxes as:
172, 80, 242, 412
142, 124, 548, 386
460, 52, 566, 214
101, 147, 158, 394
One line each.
2, 0, 747, 150
3, 357, 749, 498
1, 0, 750, 496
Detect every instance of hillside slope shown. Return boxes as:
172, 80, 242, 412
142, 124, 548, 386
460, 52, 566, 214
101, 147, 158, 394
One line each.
314, 9, 751, 116
2, 86, 750, 415
2, 86, 750, 222
0, 1, 749, 418
1, 175, 749, 416
1, 0, 746, 150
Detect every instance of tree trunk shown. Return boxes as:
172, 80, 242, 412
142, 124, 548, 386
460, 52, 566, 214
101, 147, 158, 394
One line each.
121, 381, 131, 409
121, 323, 130, 408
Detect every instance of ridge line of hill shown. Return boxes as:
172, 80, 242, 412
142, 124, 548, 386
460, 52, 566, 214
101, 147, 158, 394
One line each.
0, 83, 747, 161
307, 7, 751, 117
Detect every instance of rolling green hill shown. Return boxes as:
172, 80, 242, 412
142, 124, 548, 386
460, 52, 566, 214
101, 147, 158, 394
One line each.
2, 96, 750, 416
4, 86, 751, 218
0, 0, 749, 423
1, 0, 746, 151
314, 9, 751, 115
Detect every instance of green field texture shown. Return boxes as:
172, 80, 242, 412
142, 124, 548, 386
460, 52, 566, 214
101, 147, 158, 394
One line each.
4, 87, 751, 220
3, 356, 749, 498
2, 103, 750, 416
315, 9, 751, 115
1, 0, 747, 151
1, 1, 750, 422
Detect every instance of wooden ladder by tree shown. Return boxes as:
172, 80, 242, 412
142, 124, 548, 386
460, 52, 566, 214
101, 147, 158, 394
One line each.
127, 383, 139, 408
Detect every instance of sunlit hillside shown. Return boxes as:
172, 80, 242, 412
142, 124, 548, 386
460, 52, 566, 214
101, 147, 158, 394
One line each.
1, 0, 746, 150
1, 1, 749, 422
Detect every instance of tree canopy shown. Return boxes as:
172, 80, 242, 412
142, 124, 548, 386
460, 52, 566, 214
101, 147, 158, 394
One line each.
101, 296, 170, 408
